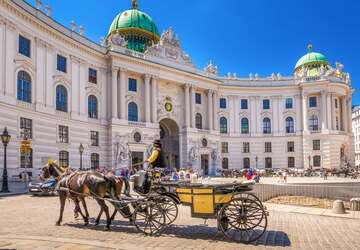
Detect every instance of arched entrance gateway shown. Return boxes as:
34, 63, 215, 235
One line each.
159, 118, 180, 170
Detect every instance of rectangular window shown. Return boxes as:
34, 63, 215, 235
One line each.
59, 151, 69, 168
285, 98, 293, 109
265, 142, 272, 153
91, 153, 100, 169
288, 157, 295, 168
19, 35, 30, 57
57, 54, 67, 73
243, 142, 250, 153
195, 93, 202, 104
313, 155, 321, 167
58, 125, 69, 143
220, 98, 227, 109
91, 131, 99, 146
313, 140, 320, 150
128, 78, 137, 92
20, 148, 33, 168
20, 117, 32, 139
263, 99, 270, 109
221, 142, 228, 153
89, 68, 97, 84
287, 141, 295, 152
309, 96, 317, 108
241, 99, 248, 109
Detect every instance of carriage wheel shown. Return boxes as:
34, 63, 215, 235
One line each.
154, 196, 178, 225
233, 193, 264, 208
132, 200, 166, 236
218, 197, 267, 243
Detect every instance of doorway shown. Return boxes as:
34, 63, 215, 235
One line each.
159, 118, 180, 170
201, 154, 209, 175
132, 151, 144, 171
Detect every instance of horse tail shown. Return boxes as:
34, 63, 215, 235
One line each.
120, 176, 131, 197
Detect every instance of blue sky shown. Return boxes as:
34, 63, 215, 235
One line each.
26, 0, 360, 104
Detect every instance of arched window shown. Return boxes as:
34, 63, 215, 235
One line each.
220, 117, 228, 134
195, 113, 202, 129
265, 157, 272, 168
88, 95, 98, 119
243, 157, 250, 169
285, 117, 294, 133
91, 153, 100, 170
241, 117, 249, 134
59, 151, 69, 168
222, 157, 229, 169
20, 148, 33, 168
17, 71, 31, 103
263, 117, 271, 134
128, 102, 138, 122
56, 85, 68, 112
309, 115, 319, 131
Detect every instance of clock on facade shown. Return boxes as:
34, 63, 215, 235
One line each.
165, 102, 173, 112
202, 138, 208, 147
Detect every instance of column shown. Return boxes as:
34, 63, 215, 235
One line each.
272, 96, 279, 134
45, 43, 54, 107
347, 96, 352, 133
342, 97, 348, 132
229, 96, 235, 133
190, 85, 196, 128
331, 94, 336, 130
295, 95, 302, 132
151, 76, 158, 123
5, 21, 16, 97
100, 68, 107, 120
302, 93, 308, 132
278, 96, 284, 134
79, 60, 87, 116
321, 91, 327, 130
35, 38, 46, 105
71, 55, 80, 114
207, 89, 213, 130
119, 68, 126, 120
326, 93, 332, 130
0, 18, 6, 95
213, 91, 218, 131
144, 74, 151, 123
111, 67, 118, 119
250, 97, 256, 134
234, 97, 240, 133
256, 97, 261, 134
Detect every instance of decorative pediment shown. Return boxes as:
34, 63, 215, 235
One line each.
53, 74, 71, 85
14, 58, 36, 73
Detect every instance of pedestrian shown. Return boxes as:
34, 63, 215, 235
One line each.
283, 171, 287, 183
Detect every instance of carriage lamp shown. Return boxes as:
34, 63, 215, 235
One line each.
79, 143, 84, 170
1, 127, 11, 193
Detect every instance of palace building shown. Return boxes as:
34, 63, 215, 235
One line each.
0, 0, 354, 177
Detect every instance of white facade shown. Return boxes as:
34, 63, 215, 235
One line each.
352, 106, 360, 166
0, 0, 354, 177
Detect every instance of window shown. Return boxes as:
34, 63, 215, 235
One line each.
222, 157, 229, 169
220, 117, 227, 134
287, 141, 295, 152
20, 117, 32, 139
88, 95, 98, 119
313, 155, 321, 167
243, 158, 250, 169
195, 113, 202, 129
128, 102, 138, 121
195, 93, 201, 104
17, 71, 31, 103
265, 142, 272, 153
241, 99, 248, 109
265, 157, 272, 168
241, 118, 249, 134
19, 35, 30, 57
59, 151, 69, 168
263, 99, 270, 109
263, 117, 271, 134
335, 99, 338, 108
56, 85, 68, 112
336, 117, 339, 130
221, 142, 228, 153
313, 140, 320, 150
91, 153, 100, 169
128, 78, 137, 92
288, 157, 295, 168
20, 148, 33, 168
285, 98, 293, 109
309, 115, 319, 131
220, 98, 227, 109
89, 68, 97, 84
58, 125, 69, 143
57, 54, 67, 73
285, 117, 294, 133
309, 96, 317, 108
91, 131, 99, 146
243, 142, 250, 153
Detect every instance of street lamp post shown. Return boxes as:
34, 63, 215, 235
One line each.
308, 155, 312, 169
255, 156, 258, 169
1, 127, 11, 193
79, 143, 84, 170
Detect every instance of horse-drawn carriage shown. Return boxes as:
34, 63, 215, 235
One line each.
111, 170, 268, 243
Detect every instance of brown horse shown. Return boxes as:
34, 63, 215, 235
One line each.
41, 162, 117, 229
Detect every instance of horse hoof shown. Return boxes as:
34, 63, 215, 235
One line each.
95, 221, 99, 226
84, 221, 89, 226
55, 222, 61, 226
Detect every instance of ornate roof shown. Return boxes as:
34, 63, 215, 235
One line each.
294, 44, 328, 71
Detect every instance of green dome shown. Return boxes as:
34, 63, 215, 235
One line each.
295, 51, 328, 70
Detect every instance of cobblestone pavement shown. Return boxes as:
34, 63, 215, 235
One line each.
0, 195, 359, 250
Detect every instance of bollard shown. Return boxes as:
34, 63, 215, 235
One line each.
350, 198, 360, 211
332, 200, 346, 214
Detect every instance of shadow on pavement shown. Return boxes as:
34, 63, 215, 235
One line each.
66, 219, 291, 247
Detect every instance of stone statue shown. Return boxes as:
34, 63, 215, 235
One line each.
189, 145, 199, 162
211, 148, 218, 161
204, 60, 218, 75
111, 34, 128, 47
335, 62, 344, 78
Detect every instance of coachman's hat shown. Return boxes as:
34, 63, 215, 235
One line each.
153, 139, 162, 148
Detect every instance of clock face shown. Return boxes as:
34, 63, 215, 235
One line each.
165, 102, 173, 112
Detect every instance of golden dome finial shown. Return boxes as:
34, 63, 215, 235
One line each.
307, 43, 313, 53
132, 0, 138, 9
